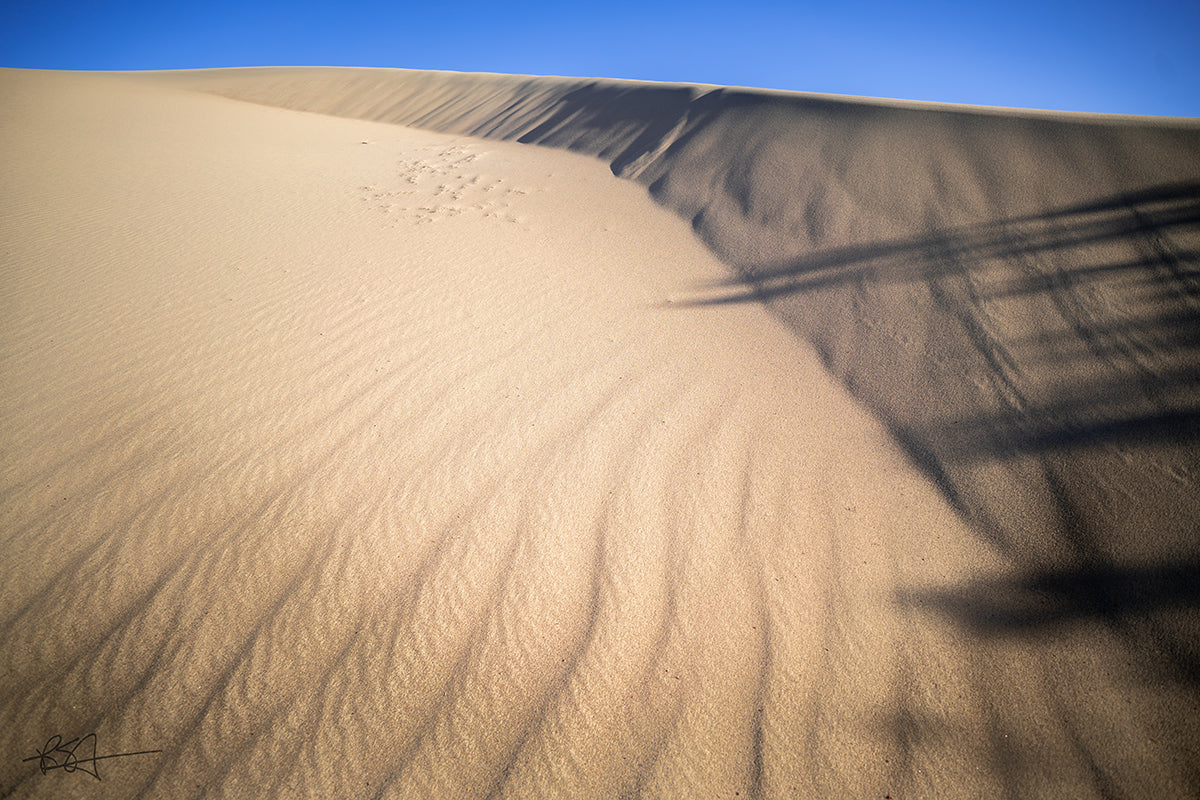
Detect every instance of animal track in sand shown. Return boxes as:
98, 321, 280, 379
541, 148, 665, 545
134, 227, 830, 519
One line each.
358, 142, 532, 227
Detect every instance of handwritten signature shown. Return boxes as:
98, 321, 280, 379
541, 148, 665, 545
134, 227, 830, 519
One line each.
22, 733, 162, 781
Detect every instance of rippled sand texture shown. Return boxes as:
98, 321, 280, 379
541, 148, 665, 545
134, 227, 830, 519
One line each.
2, 69, 1198, 799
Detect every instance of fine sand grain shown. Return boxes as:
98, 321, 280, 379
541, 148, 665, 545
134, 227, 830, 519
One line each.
2, 68, 1198, 798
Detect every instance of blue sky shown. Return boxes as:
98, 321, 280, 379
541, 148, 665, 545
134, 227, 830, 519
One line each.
2, 0, 1197, 117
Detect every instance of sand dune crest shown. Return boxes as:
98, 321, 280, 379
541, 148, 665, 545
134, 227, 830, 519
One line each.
2, 68, 1198, 798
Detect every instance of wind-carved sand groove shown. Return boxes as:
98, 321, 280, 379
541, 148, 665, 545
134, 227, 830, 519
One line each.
2, 68, 1199, 799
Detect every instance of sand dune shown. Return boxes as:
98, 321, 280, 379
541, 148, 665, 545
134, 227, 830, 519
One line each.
1, 67, 1198, 798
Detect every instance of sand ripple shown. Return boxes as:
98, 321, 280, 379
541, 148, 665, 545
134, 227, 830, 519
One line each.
2, 69, 1197, 799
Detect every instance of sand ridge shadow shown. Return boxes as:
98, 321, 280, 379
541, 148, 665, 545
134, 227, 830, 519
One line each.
674, 181, 1200, 459
680, 182, 1200, 303
169, 66, 1200, 686
673, 181, 1200, 680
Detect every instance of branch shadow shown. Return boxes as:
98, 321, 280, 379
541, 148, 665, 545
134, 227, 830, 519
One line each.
896, 560, 1200, 684
674, 181, 1200, 460
683, 182, 1199, 298
674, 181, 1200, 685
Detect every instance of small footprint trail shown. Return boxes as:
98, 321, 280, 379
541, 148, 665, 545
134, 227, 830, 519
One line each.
359, 142, 531, 226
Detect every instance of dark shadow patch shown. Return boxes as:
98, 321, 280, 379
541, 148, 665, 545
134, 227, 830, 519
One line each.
674, 181, 1200, 474
896, 560, 1200, 684
897, 560, 1200, 633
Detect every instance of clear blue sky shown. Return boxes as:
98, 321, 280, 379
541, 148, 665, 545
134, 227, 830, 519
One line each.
2, 0, 1197, 117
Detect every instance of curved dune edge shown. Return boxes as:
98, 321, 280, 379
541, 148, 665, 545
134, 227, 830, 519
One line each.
0, 67, 1197, 799
148, 67, 1200, 563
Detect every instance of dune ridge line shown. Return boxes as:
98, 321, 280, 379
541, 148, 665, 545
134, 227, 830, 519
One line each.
1, 67, 1198, 798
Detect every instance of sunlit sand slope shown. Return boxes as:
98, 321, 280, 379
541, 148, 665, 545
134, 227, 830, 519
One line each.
1, 68, 1198, 799
168, 64, 1200, 698
163, 66, 1200, 569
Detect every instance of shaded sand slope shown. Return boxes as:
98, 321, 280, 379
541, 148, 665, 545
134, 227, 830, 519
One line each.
160, 67, 1200, 686
0, 66, 1195, 800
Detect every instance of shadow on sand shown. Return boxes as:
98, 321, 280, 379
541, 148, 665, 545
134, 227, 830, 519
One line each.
678, 180, 1200, 460
680, 181, 1200, 681
897, 560, 1200, 682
